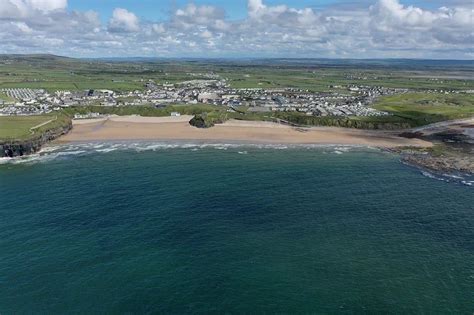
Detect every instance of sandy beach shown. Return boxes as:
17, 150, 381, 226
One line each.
58, 116, 432, 148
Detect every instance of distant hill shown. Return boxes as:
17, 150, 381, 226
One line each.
1, 54, 472, 71
181, 58, 474, 71
0, 54, 81, 69
0, 54, 74, 61
89, 57, 474, 71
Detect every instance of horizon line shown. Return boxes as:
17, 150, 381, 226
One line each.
1, 53, 473, 62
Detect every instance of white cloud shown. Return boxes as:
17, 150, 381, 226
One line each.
371, 0, 438, 29
0, 0, 66, 18
200, 29, 212, 39
108, 8, 140, 32
248, 0, 265, 16
12, 21, 32, 33
152, 23, 165, 34
171, 2, 227, 32
0, 0, 472, 58
369, 0, 474, 46
0, 0, 25, 18
24, 0, 66, 11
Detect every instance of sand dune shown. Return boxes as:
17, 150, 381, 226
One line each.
58, 116, 432, 148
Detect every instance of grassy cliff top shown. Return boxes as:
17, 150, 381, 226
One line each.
0, 114, 71, 141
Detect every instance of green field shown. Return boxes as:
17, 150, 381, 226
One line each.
0, 115, 52, 139
223, 69, 474, 92
0, 114, 71, 140
373, 93, 474, 126
0, 56, 205, 92
0, 55, 473, 93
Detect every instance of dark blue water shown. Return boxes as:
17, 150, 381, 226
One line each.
1, 143, 473, 314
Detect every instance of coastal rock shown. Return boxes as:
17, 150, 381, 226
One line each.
397, 124, 474, 175
189, 115, 210, 128
0, 121, 72, 158
189, 113, 226, 128
402, 153, 474, 175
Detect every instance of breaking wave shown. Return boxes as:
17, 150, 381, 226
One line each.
420, 170, 474, 187
0, 141, 369, 165
1, 141, 471, 187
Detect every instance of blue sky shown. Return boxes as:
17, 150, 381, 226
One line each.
68, 0, 449, 22
69, 0, 348, 21
0, 0, 472, 58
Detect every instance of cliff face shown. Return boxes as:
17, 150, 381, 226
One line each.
0, 121, 72, 158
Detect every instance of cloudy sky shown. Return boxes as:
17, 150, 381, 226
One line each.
0, 0, 472, 59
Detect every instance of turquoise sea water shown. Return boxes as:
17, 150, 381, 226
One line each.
0, 142, 473, 314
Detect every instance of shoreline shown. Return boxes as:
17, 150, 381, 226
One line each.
56, 116, 432, 149
3, 138, 472, 187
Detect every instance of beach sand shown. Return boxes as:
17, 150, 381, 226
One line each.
58, 116, 432, 148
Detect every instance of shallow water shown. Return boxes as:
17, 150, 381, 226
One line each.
1, 142, 473, 313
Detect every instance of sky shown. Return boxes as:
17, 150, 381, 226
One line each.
0, 0, 472, 59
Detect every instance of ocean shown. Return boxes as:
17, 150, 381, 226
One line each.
1, 142, 473, 313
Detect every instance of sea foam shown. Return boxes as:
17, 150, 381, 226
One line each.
0, 142, 363, 165
1, 141, 471, 187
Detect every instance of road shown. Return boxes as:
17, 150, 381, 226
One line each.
29, 115, 57, 135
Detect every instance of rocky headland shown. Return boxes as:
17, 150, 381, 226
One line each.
397, 119, 474, 175
1, 121, 72, 158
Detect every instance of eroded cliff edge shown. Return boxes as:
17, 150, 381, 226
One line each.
0, 120, 72, 158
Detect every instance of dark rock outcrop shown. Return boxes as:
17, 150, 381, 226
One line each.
402, 153, 474, 175
0, 121, 72, 158
189, 115, 210, 128
189, 113, 226, 129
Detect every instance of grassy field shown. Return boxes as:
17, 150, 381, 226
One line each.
0, 115, 52, 139
373, 93, 474, 126
0, 114, 71, 140
0, 56, 201, 92
1, 55, 472, 93
220, 67, 474, 92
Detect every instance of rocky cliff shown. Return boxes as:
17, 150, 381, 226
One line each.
0, 121, 72, 158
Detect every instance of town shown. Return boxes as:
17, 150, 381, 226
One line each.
0, 75, 463, 117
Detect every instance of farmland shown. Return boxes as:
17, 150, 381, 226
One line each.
0, 55, 472, 93
0, 114, 71, 140
372, 93, 474, 125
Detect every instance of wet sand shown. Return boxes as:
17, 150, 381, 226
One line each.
58, 116, 432, 148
